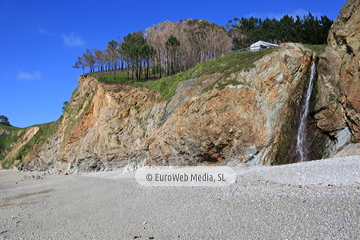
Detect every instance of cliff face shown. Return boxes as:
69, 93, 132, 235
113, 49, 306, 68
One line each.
147, 43, 316, 166
17, 43, 317, 172
313, 0, 360, 156
4, 0, 359, 171
23, 77, 167, 172
0, 127, 39, 169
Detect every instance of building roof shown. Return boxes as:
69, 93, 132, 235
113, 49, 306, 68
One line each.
250, 41, 278, 51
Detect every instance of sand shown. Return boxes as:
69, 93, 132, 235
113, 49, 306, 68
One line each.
0, 156, 359, 239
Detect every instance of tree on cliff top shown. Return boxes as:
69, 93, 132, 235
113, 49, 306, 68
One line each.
0, 115, 11, 126
165, 35, 180, 76
119, 31, 153, 80
73, 13, 332, 76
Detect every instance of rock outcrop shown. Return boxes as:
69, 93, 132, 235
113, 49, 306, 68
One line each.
147, 43, 316, 166
313, 0, 360, 156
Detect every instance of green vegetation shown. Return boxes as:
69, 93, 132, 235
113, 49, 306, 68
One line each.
39, 122, 58, 147
100, 47, 275, 98
84, 96, 94, 113
62, 91, 94, 147
141, 131, 146, 139
0, 121, 59, 169
120, 32, 155, 80
198, 48, 275, 78
138, 76, 183, 99
0, 115, 11, 126
75, 19, 231, 79
98, 74, 131, 83
165, 35, 181, 76
129, 126, 135, 135
228, 14, 333, 50
71, 87, 79, 98
75, 13, 333, 78
305, 44, 327, 57
0, 124, 21, 131
0, 125, 22, 167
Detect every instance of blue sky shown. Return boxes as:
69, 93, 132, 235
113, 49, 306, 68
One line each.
0, 0, 345, 128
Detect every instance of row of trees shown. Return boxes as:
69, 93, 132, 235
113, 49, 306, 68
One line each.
74, 14, 333, 78
74, 19, 232, 80
146, 19, 232, 77
227, 13, 333, 50
73, 40, 121, 74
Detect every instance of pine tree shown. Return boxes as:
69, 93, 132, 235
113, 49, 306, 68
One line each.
0, 115, 10, 126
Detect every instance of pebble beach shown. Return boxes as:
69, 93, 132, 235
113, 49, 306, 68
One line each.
0, 156, 359, 239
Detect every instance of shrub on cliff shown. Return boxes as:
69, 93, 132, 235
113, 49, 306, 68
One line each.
0, 115, 11, 126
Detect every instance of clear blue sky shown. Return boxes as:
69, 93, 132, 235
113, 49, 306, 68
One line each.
0, 0, 345, 128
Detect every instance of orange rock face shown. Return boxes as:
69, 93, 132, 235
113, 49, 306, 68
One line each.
314, 0, 360, 150
147, 43, 314, 166
21, 43, 318, 171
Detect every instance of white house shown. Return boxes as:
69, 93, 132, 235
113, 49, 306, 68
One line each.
250, 41, 278, 51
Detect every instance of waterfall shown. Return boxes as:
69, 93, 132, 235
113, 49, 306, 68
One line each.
296, 61, 316, 162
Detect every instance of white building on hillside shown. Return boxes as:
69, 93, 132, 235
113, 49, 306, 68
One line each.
250, 41, 278, 51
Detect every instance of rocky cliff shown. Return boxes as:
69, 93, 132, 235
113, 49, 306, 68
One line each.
9, 42, 317, 172
313, 0, 360, 156
147, 43, 317, 166
2, 0, 359, 172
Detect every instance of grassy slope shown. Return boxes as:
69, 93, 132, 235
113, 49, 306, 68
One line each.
0, 124, 22, 168
0, 124, 21, 131
99, 48, 277, 99
305, 44, 327, 57
99, 45, 327, 100
0, 121, 58, 169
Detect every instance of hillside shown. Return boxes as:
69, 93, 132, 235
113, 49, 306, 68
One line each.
0, 122, 58, 169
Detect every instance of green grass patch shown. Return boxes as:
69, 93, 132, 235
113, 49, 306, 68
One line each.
83, 95, 94, 113
98, 48, 276, 99
194, 48, 275, 79
305, 44, 327, 57
99, 74, 134, 83
0, 121, 59, 169
141, 48, 276, 98
0, 127, 22, 166
38, 121, 58, 147
0, 124, 21, 131
71, 87, 79, 98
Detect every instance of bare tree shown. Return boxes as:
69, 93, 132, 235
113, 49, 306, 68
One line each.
146, 19, 231, 76
82, 49, 96, 73
94, 49, 106, 72
73, 56, 86, 74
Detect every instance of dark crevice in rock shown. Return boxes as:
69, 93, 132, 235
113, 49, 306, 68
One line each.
346, 44, 354, 56
198, 153, 221, 163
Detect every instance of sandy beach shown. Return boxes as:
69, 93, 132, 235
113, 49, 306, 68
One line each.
1, 156, 359, 239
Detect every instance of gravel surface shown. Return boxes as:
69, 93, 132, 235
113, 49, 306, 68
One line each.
0, 156, 359, 239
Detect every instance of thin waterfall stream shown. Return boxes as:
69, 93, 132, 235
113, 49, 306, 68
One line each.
296, 61, 316, 162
